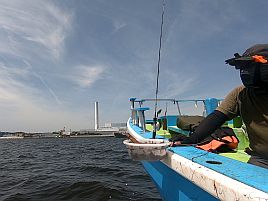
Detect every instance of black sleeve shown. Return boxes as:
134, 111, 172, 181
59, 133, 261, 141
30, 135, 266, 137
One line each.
181, 110, 229, 144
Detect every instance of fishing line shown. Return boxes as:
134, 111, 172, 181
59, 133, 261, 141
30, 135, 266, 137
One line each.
191, 117, 213, 162
153, 0, 166, 138
191, 151, 210, 162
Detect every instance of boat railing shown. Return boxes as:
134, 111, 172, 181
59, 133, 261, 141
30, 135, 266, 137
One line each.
130, 98, 222, 132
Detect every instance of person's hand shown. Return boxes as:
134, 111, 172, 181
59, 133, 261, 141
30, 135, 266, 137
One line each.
170, 141, 182, 147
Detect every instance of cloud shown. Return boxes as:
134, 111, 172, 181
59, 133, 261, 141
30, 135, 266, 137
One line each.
32, 71, 62, 105
111, 20, 127, 34
0, 63, 85, 132
69, 65, 106, 88
160, 72, 198, 99
0, 0, 72, 60
164, 1, 240, 46
0, 1, 74, 131
0, 63, 38, 110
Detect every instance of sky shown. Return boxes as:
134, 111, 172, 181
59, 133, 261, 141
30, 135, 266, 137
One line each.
0, 0, 268, 132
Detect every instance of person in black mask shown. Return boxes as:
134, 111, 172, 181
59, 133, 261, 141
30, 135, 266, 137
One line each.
171, 44, 268, 169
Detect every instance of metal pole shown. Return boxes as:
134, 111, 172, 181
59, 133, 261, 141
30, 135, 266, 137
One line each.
94, 101, 99, 131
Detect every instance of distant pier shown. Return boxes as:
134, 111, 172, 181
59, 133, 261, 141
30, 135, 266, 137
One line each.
0, 130, 127, 139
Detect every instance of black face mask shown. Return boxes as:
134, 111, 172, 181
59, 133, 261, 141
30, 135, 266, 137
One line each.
225, 44, 268, 92
238, 63, 257, 87
226, 55, 268, 89
261, 64, 268, 83
240, 64, 268, 89
240, 66, 256, 88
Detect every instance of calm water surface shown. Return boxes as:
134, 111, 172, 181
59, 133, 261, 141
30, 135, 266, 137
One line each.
0, 137, 162, 201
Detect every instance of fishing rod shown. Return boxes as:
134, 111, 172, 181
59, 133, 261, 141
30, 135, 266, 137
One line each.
153, 0, 166, 139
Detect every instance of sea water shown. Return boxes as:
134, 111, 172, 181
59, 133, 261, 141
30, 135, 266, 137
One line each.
0, 137, 161, 201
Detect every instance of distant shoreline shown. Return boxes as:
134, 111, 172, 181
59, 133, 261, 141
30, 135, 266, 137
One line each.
0, 131, 127, 139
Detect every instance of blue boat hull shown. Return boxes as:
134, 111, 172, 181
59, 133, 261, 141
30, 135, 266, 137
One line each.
142, 161, 218, 201
126, 98, 268, 200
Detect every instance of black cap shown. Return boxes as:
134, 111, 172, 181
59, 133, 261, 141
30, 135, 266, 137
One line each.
225, 44, 268, 69
242, 44, 268, 57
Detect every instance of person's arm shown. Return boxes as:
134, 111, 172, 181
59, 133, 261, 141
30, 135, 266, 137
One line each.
170, 87, 242, 146
181, 110, 228, 144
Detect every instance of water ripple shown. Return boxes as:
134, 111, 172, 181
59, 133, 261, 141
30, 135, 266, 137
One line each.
0, 138, 161, 201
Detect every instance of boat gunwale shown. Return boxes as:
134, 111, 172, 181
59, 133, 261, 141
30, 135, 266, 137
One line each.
127, 118, 268, 199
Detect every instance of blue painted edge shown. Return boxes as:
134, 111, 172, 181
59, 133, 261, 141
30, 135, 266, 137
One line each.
142, 161, 218, 201
168, 126, 189, 135
135, 107, 150, 111
130, 121, 165, 139
145, 119, 154, 124
129, 120, 268, 193
169, 146, 268, 193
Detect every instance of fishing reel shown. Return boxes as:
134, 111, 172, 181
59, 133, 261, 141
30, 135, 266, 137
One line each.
154, 121, 162, 131
153, 109, 162, 131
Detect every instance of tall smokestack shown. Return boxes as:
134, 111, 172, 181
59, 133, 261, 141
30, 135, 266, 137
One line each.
94, 101, 99, 130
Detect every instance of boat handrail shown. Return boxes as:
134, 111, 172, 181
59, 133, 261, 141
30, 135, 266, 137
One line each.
130, 97, 224, 122
133, 98, 223, 103
134, 98, 205, 103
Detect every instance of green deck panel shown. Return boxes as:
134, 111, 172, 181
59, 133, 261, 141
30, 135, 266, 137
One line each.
146, 123, 251, 163
219, 128, 250, 163
219, 150, 250, 162
168, 126, 189, 136
232, 128, 249, 150
146, 124, 172, 138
